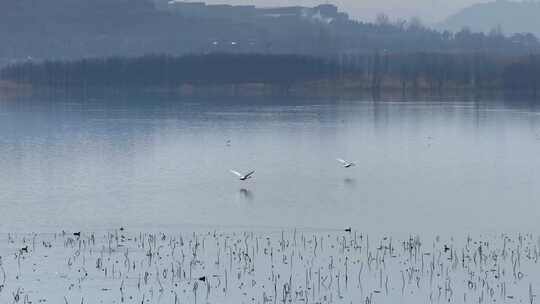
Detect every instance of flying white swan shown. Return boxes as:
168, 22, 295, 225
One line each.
337, 158, 356, 168
230, 170, 255, 181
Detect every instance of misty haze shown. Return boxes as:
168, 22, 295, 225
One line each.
1, 0, 540, 304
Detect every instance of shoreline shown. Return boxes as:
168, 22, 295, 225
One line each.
4, 81, 537, 100
0, 80, 32, 98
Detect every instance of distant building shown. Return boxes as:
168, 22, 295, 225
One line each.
155, 1, 348, 24
163, 1, 257, 19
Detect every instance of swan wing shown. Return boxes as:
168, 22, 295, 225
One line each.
230, 170, 244, 178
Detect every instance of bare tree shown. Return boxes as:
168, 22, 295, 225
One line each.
375, 13, 390, 26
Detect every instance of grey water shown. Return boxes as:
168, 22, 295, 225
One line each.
1, 93, 540, 234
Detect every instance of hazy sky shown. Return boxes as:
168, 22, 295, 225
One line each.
202, 0, 491, 24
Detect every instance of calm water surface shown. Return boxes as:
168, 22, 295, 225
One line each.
1, 94, 539, 233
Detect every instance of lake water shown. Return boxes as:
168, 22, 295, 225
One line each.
1, 93, 540, 234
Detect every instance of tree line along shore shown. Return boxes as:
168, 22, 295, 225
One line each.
1, 53, 539, 96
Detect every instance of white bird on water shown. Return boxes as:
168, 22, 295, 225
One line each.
337, 158, 356, 168
230, 170, 255, 181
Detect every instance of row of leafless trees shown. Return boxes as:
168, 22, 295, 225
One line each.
1, 52, 540, 93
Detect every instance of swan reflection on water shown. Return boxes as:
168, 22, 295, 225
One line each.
239, 188, 254, 201
343, 178, 357, 187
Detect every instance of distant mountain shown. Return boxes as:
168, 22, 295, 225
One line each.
0, 0, 539, 64
438, 0, 540, 36
0, 0, 355, 61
